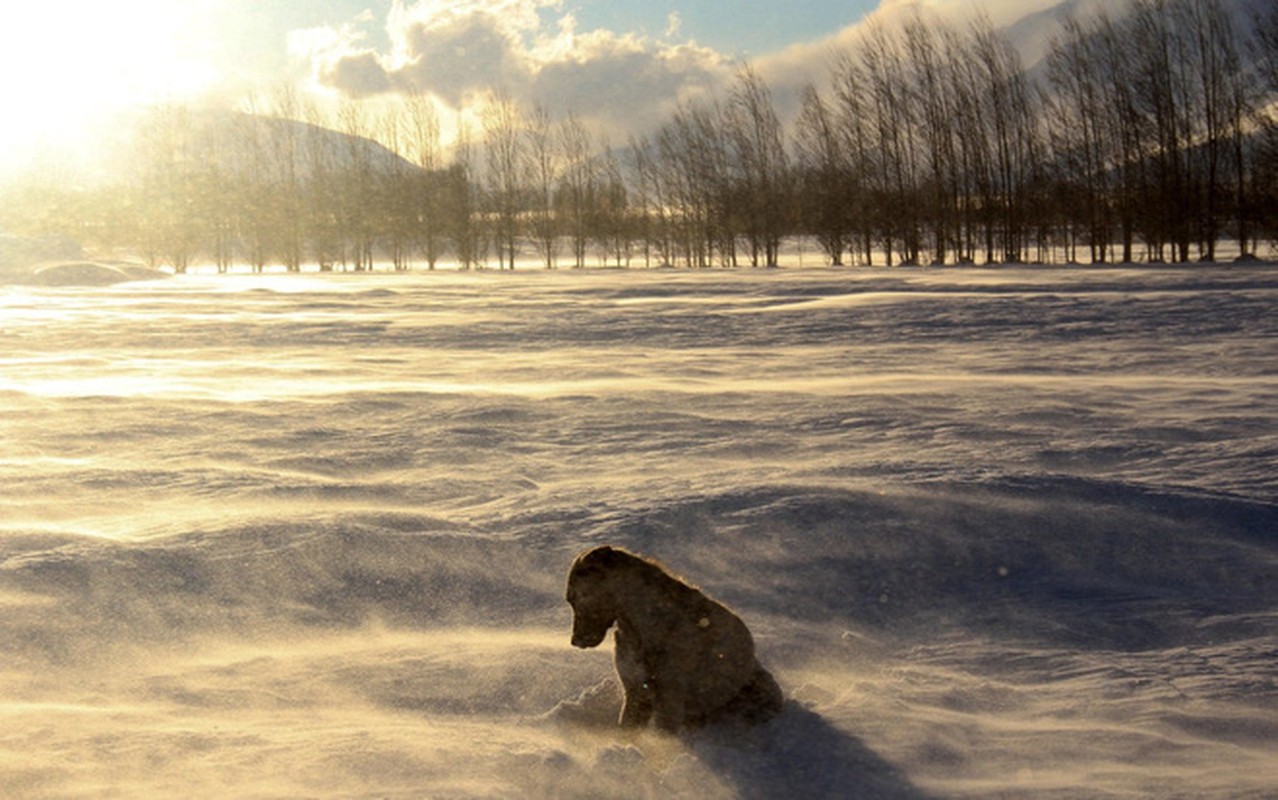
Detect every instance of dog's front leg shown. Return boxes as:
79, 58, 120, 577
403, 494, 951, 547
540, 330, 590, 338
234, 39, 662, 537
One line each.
620, 689, 653, 727
614, 627, 653, 727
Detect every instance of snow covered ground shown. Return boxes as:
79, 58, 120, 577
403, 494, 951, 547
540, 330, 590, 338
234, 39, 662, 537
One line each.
1, 265, 1275, 798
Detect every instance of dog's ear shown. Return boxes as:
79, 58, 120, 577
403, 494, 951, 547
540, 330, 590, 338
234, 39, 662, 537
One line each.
571, 545, 628, 582
587, 545, 624, 565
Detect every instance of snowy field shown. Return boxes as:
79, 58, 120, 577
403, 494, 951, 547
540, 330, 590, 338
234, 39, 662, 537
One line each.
1, 265, 1276, 798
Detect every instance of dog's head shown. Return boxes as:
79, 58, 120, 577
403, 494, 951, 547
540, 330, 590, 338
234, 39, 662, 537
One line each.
565, 546, 627, 648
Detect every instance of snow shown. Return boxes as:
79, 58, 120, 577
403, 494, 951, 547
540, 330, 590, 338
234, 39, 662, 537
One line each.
1, 265, 1276, 798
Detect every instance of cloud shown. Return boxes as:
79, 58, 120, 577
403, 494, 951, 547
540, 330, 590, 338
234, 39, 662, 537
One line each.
390, 5, 537, 104
868, 0, 1064, 27
753, 0, 1074, 111
526, 32, 728, 137
665, 12, 683, 39
289, 16, 387, 93
322, 50, 395, 96
290, 0, 1081, 141
291, 0, 729, 138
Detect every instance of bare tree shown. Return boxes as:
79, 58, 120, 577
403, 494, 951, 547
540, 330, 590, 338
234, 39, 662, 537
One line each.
793, 83, 851, 265
690, 101, 736, 266
830, 50, 878, 264
269, 86, 305, 272
968, 15, 1040, 264
904, 13, 960, 265
1250, 1, 1278, 250
1184, 0, 1248, 262
232, 99, 278, 272
449, 118, 484, 269
1046, 14, 1116, 263
337, 98, 377, 270
655, 101, 731, 267
941, 26, 992, 264
526, 104, 560, 269
557, 113, 596, 269
301, 99, 345, 271
592, 142, 630, 267
378, 106, 415, 271
403, 87, 446, 269
189, 108, 236, 273
483, 90, 527, 270
1090, 10, 1147, 262
626, 134, 661, 268
859, 20, 924, 265
725, 64, 790, 266
137, 105, 194, 271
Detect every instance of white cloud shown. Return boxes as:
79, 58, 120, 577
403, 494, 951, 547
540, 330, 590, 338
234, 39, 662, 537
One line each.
753, 0, 1077, 113
289, 0, 1090, 142
665, 12, 683, 39
291, 0, 728, 137
868, 0, 1063, 27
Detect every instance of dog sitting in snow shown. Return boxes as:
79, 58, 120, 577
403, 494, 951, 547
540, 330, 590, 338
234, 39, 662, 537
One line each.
565, 545, 784, 733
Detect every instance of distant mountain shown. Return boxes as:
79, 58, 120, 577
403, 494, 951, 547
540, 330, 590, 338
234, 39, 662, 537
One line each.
1007, 0, 1271, 72
1002, 0, 1100, 70
53, 107, 424, 188
186, 110, 423, 180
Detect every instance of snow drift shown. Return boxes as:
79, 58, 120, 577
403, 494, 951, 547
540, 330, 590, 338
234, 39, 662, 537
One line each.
1, 266, 1275, 797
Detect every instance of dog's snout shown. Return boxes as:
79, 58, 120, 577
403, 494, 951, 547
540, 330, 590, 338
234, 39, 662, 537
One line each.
571, 624, 608, 649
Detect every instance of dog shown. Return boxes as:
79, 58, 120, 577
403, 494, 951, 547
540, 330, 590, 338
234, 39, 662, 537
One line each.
565, 545, 784, 732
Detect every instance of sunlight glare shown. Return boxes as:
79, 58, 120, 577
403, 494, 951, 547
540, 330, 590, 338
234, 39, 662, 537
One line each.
0, 1, 221, 178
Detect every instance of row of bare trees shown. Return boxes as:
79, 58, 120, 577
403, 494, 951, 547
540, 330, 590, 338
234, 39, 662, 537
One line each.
82, 88, 640, 273
625, 66, 791, 269
786, 0, 1274, 267
119, 92, 477, 274
5, 0, 1278, 271
638, 0, 1278, 268
1041, 0, 1259, 263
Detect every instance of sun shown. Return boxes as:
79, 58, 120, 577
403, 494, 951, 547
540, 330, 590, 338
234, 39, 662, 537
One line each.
0, 0, 221, 180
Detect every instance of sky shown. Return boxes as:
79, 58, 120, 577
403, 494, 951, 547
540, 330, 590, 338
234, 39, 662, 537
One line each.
0, 0, 1061, 179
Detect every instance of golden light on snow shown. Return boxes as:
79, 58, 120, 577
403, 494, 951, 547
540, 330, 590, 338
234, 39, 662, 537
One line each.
1, 268, 1276, 796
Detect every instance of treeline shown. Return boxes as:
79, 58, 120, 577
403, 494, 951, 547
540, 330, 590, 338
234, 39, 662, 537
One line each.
788, 0, 1278, 266
5, 0, 1278, 271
